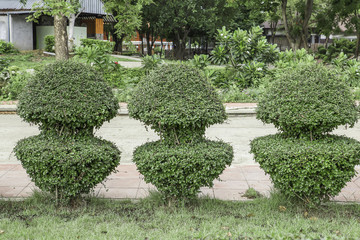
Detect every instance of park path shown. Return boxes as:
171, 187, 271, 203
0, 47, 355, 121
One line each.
1, 111, 360, 201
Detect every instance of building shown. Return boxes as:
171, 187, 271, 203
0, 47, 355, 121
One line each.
0, 0, 112, 50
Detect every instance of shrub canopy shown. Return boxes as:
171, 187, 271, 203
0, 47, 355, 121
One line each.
17, 61, 119, 135
250, 134, 360, 205
256, 63, 358, 139
128, 64, 227, 144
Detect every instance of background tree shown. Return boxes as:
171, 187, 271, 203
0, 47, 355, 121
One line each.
21, 0, 80, 60
331, 0, 360, 58
103, 0, 151, 53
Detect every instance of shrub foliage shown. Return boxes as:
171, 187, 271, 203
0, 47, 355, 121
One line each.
251, 134, 360, 205
256, 63, 358, 139
128, 64, 227, 145
134, 140, 233, 200
129, 64, 233, 201
17, 61, 119, 135
15, 134, 120, 200
15, 61, 120, 203
252, 62, 360, 205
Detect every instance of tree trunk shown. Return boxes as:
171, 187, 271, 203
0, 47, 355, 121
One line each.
270, 21, 278, 44
146, 32, 152, 56
355, 31, 360, 59
54, 14, 69, 60
325, 35, 330, 49
160, 38, 163, 58
281, 0, 294, 50
301, 0, 314, 51
68, 13, 76, 52
140, 33, 144, 55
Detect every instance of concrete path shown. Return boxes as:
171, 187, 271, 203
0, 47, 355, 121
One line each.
1, 105, 360, 202
1, 164, 360, 202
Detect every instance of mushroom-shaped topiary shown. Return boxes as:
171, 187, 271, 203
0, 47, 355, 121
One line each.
251, 62, 360, 205
129, 64, 233, 202
256, 63, 358, 139
14, 61, 121, 203
17, 61, 119, 135
128, 64, 227, 145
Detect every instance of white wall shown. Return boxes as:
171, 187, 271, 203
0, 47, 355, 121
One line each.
11, 15, 33, 50
36, 26, 87, 49
0, 15, 9, 42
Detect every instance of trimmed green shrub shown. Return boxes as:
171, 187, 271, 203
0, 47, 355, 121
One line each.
0, 40, 18, 54
256, 63, 358, 139
250, 134, 360, 205
134, 140, 233, 200
14, 133, 120, 200
129, 64, 227, 144
80, 39, 115, 53
17, 61, 119, 135
15, 61, 120, 203
252, 62, 360, 206
129, 64, 233, 202
44, 35, 55, 52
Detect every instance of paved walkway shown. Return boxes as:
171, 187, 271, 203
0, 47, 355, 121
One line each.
1, 102, 360, 202
1, 164, 360, 202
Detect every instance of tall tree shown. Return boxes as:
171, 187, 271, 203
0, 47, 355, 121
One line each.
21, 0, 80, 60
103, 0, 151, 53
331, 0, 360, 57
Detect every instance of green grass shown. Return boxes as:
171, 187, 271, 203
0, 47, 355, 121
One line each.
0, 191, 360, 239
1, 51, 56, 71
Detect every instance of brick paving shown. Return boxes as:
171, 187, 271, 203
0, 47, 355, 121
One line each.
1, 164, 360, 202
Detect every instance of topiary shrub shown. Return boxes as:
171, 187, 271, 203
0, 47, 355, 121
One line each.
251, 134, 360, 205
133, 141, 233, 200
14, 61, 121, 203
256, 63, 358, 139
17, 61, 119, 135
251, 62, 360, 205
14, 133, 120, 200
128, 64, 233, 202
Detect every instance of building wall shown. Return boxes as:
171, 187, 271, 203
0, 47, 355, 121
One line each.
36, 26, 87, 49
0, 15, 8, 42
11, 15, 33, 50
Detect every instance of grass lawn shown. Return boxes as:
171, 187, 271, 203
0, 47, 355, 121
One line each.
1, 51, 140, 72
0, 192, 359, 239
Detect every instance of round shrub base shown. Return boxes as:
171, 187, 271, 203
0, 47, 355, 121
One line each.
14, 134, 121, 201
250, 134, 360, 205
133, 140, 233, 201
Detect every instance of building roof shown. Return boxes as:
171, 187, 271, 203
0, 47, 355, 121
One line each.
0, 0, 107, 15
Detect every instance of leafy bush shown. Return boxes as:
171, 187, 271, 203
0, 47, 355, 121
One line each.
104, 67, 145, 88
275, 49, 316, 69
80, 39, 115, 53
141, 54, 163, 74
17, 61, 119, 134
0, 40, 18, 54
316, 39, 356, 62
14, 133, 120, 201
134, 140, 233, 200
191, 54, 210, 70
74, 45, 119, 73
252, 62, 360, 206
210, 26, 279, 88
1, 71, 30, 100
129, 64, 233, 202
15, 61, 120, 203
129, 64, 227, 144
250, 134, 360, 205
256, 63, 358, 139
44, 35, 55, 52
